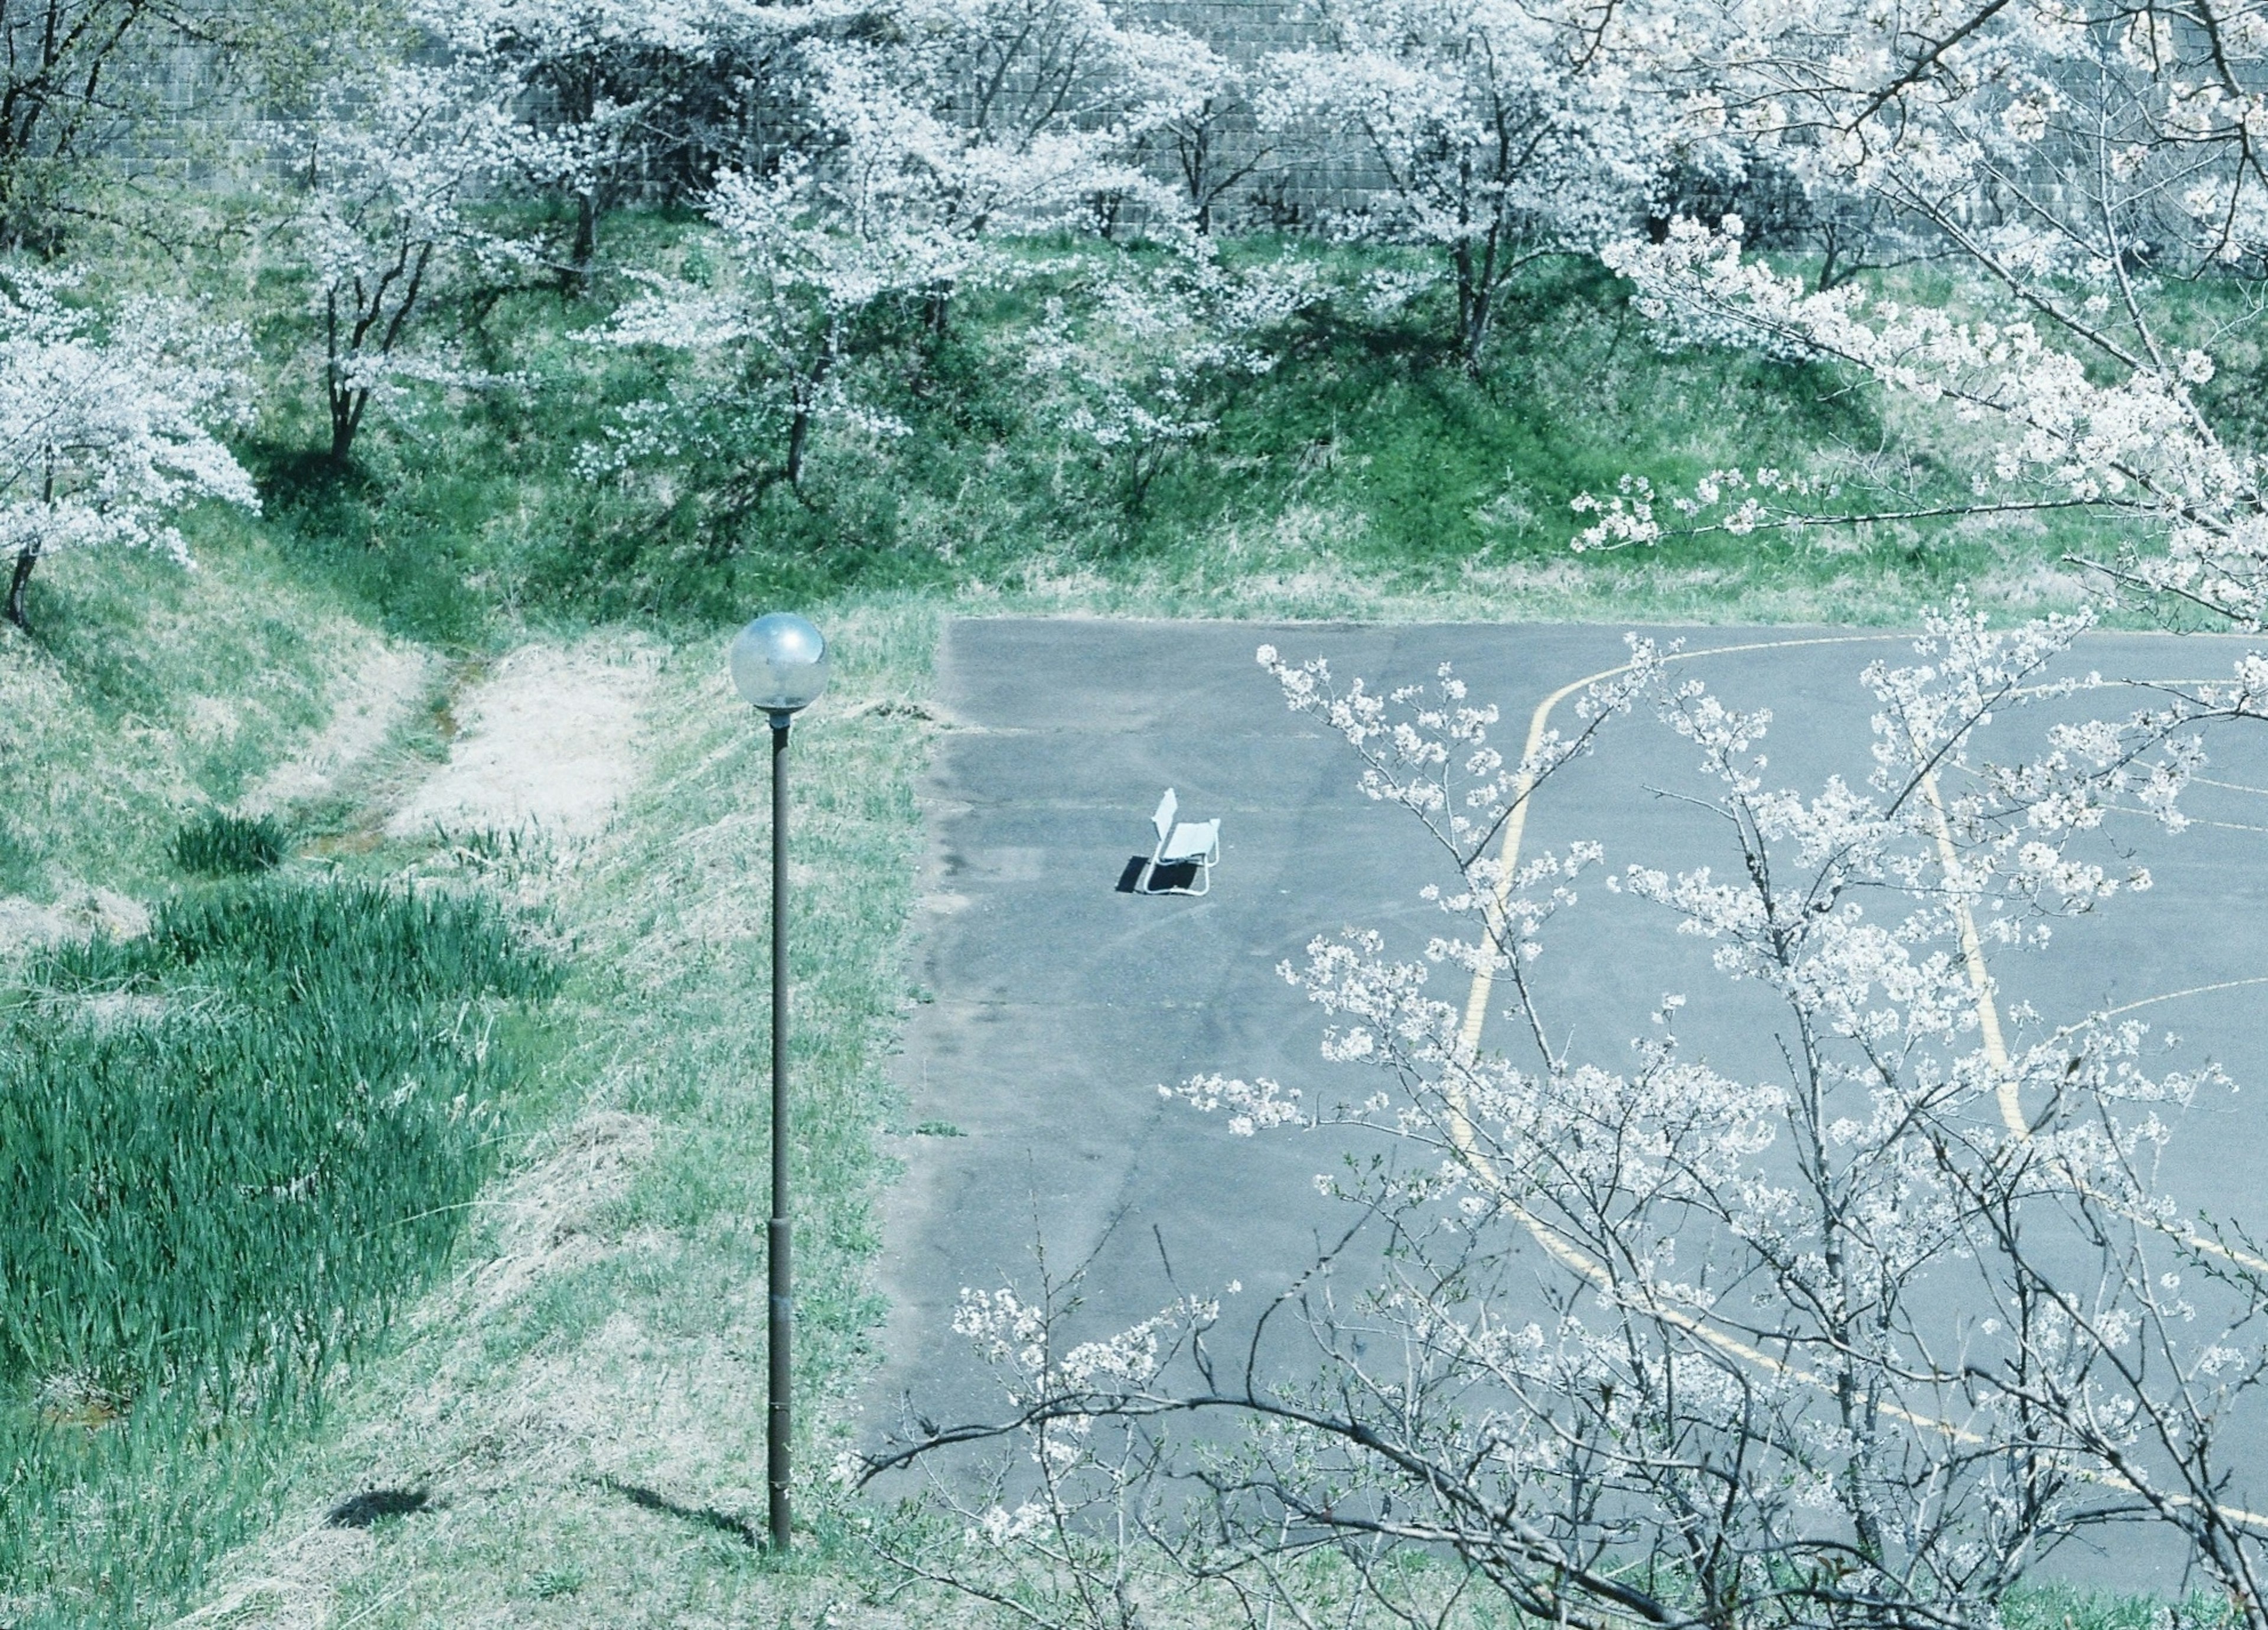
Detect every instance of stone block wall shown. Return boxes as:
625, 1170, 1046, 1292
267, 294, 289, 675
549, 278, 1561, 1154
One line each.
110, 0, 1405, 226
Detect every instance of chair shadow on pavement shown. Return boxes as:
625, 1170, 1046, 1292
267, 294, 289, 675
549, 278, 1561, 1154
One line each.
1116, 856, 1205, 894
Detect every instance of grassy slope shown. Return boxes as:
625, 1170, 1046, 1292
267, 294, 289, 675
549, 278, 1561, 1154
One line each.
167, 603, 937, 1628
0, 525, 421, 906
212, 228, 2112, 635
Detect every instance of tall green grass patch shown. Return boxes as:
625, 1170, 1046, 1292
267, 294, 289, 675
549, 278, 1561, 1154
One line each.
171, 810, 288, 875
0, 879, 561, 1621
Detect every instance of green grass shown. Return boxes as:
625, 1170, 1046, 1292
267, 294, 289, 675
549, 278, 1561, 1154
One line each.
165, 603, 940, 1626
0, 528, 413, 905
2008, 1587, 2240, 1630
0, 879, 561, 1622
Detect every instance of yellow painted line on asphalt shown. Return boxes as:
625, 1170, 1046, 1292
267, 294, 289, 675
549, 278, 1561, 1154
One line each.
1912, 765, 2025, 1132
1442, 635, 1974, 1434
1459, 662, 2239, 1059
1906, 735, 2268, 1528
1442, 636, 2268, 1534
1905, 765, 2268, 1280
1456, 635, 1896, 1055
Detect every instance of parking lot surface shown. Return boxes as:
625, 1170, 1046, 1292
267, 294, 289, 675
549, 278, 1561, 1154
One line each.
863, 619, 2268, 1583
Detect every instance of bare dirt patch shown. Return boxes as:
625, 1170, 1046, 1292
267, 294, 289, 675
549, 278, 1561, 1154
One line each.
385, 642, 661, 842
0, 887, 149, 955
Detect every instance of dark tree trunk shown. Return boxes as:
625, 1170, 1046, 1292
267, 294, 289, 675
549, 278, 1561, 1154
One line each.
322, 240, 432, 466
1454, 246, 1493, 375
328, 363, 364, 464
570, 190, 597, 291
786, 401, 811, 490
325, 291, 358, 464
6, 541, 37, 629
786, 342, 835, 490
1460, 289, 1493, 374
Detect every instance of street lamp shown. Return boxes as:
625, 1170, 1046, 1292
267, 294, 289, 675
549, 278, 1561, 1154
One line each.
730, 610, 830, 1551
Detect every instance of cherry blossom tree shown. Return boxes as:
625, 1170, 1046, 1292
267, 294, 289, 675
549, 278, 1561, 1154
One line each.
1140, 50, 1276, 237
1553, 19, 2268, 1600
0, 0, 174, 250
0, 272, 257, 631
801, 11, 2268, 1618
585, 8, 1247, 512
800, 0, 1216, 329
1575, 1, 2268, 637
408, 0, 807, 287
808, 8, 2268, 1619
1021, 240, 1322, 516
591, 139, 954, 503
868, 611, 2268, 1630
1254, 0, 1667, 370
280, 66, 529, 466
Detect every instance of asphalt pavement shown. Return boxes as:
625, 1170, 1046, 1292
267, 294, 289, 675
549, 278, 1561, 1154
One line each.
861, 618, 2268, 1585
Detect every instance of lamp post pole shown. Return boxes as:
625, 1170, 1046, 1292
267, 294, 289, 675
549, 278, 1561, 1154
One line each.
768, 708, 793, 1552
728, 611, 829, 1555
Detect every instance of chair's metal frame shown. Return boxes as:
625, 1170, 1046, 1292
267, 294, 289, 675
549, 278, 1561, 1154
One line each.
1143, 787, 1220, 896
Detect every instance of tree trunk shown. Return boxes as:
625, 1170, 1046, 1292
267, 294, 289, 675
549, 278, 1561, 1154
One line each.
330, 389, 361, 465
325, 291, 357, 464
1461, 293, 1493, 375
1457, 268, 1493, 375
786, 344, 835, 490
570, 190, 597, 292
786, 402, 812, 491
6, 541, 37, 630
1451, 240, 1495, 375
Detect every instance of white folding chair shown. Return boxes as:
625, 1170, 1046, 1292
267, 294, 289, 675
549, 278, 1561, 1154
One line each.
1143, 787, 1220, 896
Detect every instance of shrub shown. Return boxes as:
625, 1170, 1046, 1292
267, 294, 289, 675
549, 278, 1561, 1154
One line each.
170, 811, 288, 876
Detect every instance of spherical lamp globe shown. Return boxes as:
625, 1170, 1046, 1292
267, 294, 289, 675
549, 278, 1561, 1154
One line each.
731, 613, 829, 717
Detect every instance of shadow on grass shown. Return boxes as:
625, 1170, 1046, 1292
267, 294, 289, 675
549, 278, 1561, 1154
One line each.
247, 444, 377, 512
324, 1487, 433, 1530
593, 1475, 761, 1549
241, 438, 493, 648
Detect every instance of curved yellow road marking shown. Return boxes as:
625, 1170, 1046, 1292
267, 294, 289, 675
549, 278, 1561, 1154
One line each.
1443, 636, 1970, 1433
1911, 767, 2025, 1131
1904, 769, 2268, 1280
1456, 635, 1896, 1053
1442, 636, 2268, 1533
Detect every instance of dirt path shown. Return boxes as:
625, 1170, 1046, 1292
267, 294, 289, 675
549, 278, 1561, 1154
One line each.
244, 642, 435, 817
384, 640, 662, 842
1, 634, 431, 956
